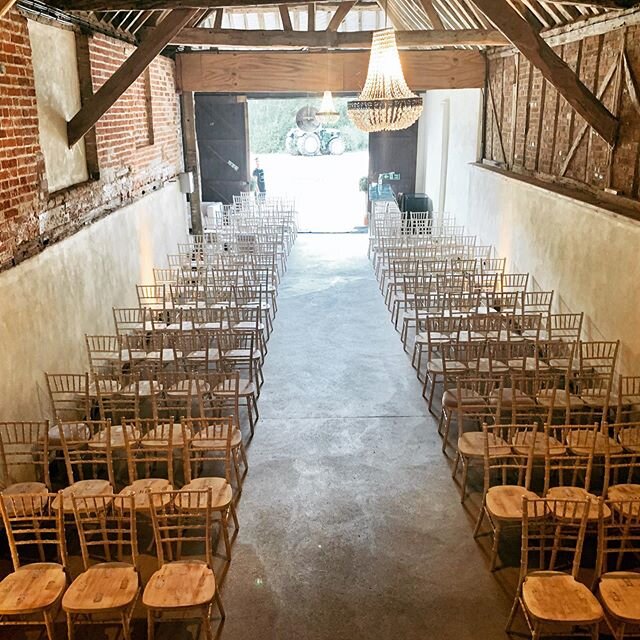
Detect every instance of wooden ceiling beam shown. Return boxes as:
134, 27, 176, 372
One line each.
67, 8, 198, 147
0, 0, 17, 17
472, 0, 619, 144
418, 0, 445, 27
308, 2, 316, 29
170, 27, 509, 46
214, 7, 224, 27
543, 0, 638, 7
326, 0, 355, 29
279, 5, 293, 29
47, 0, 350, 10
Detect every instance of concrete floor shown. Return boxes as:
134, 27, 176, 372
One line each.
219, 233, 516, 639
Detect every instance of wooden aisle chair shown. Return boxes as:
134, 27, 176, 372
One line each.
144, 490, 226, 640
0, 492, 68, 640
501, 272, 529, 294
0, 421, 51, 508
440, 374, 503, 456
63, 494, 140, 640
422, 339, 483, 414
505, 497, 603, 638
183, 416, 247, 496
473, 423, 538, 570
86, 334, 124, 376
595, 498, 640, 639
521, 291, 554, 319
413, 315, 461, 382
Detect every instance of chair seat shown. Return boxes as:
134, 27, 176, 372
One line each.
427, 358, 466, 374
522, 572, 604, 624
225, 349, 261, 361
88, 379, 120, 397
118, 478, 173, 511
0, 563, 66, 615
48, 422, 91, 445
607, 484, 640, 516
177, 477, 233, 509
52, 480, 113, 513
2, 482, 49, 515
486, 486, 539, 520
537, 389, 584, 408
89, 424, 139, 450
233, 321, 265, 332
143, 560, 215, 610
442, 388, 485, 408
191, 426, 242, 449
458, 432, 510, 458
599, 572, 640, 624
546, 487, 607, 521
142, 425, 188, 448
512, 431, 565, 457
566, 430, 622, 456
166, 380, 210, 396
619, 427, 640, 453
62, 563, 138, 613
122, 380, 161, 397
477, 358, 508, 374
491, 387, 536, 408
186, 349, 219, 362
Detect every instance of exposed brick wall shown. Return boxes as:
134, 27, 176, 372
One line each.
0, 9, 183, 269
484, 21, 640, 209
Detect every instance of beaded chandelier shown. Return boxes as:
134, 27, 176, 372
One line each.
347, 29, 423, 133
317, 91, 340, 125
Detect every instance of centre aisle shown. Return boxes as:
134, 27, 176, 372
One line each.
222, 234, 512, 639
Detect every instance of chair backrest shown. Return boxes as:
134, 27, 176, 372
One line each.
596, 498, 640, 577
58, 419, 114, 487
71, 493, 137, 571
602, 423, 639, 494
0, 421, 50, 488
501, 272, 529, 293
122, 417, 176, 486
136, 284, 167, 310
153, 370, 199, 421
148, 489, 215, 569
112, 307, 149, 336
182, 416, 234, 484
0, 492, 67, 570
452, 375, 504, 424
45, 372, 91, 422
85, 334, 123, 376
521, 290, 554, 316
548, 312, 583, 341
616, 375, 640, 423
197, 370, 241, 426
95, 372, 140, 424
579, 340, 619, 379
543, 423, 598, 494
520, 497, 590, 583
481, 423, 537, 493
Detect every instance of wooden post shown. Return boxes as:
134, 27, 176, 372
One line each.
181, 91, 203, 236
0, 0, 16, 19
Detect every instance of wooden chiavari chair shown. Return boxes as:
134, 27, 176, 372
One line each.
112, 306, 150, 336
45, 372, 92, 422
616, 376, 640, 424
144, 489, 226, 639
0, 421, 50, 508
473, 423, 538, 570
63, 493, 140, 640
505, 497, 603, 638
0, 492, 67, 640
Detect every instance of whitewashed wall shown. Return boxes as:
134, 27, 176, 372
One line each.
416, 87, 640, 373
0, 183, 188, 420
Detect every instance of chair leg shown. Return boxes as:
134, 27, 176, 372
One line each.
490, 523, 502, 571
505, 596, 520, 634
473, 504, 485, 538
43, 608, 56, 640
66, 612, 75, 640
147, 610, 156, 640
460, 458, 469, 503
122, 609, 132, 640
215, 589, 226, 619
220, 510, 232, 560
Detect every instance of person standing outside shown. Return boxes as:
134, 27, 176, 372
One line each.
253, 157, 266, 197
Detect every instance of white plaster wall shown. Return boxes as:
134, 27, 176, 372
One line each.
420, 88, 483, 215
466, 167, 640, 374
0, 183, 188, 420
27, 20, 88, 192
416, 87, 640, 373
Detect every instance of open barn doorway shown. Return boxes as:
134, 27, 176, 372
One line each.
247, 95, 369, 232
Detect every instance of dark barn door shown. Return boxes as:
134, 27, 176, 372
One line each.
368, 121, 419, 201
195, 95, 250, 203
